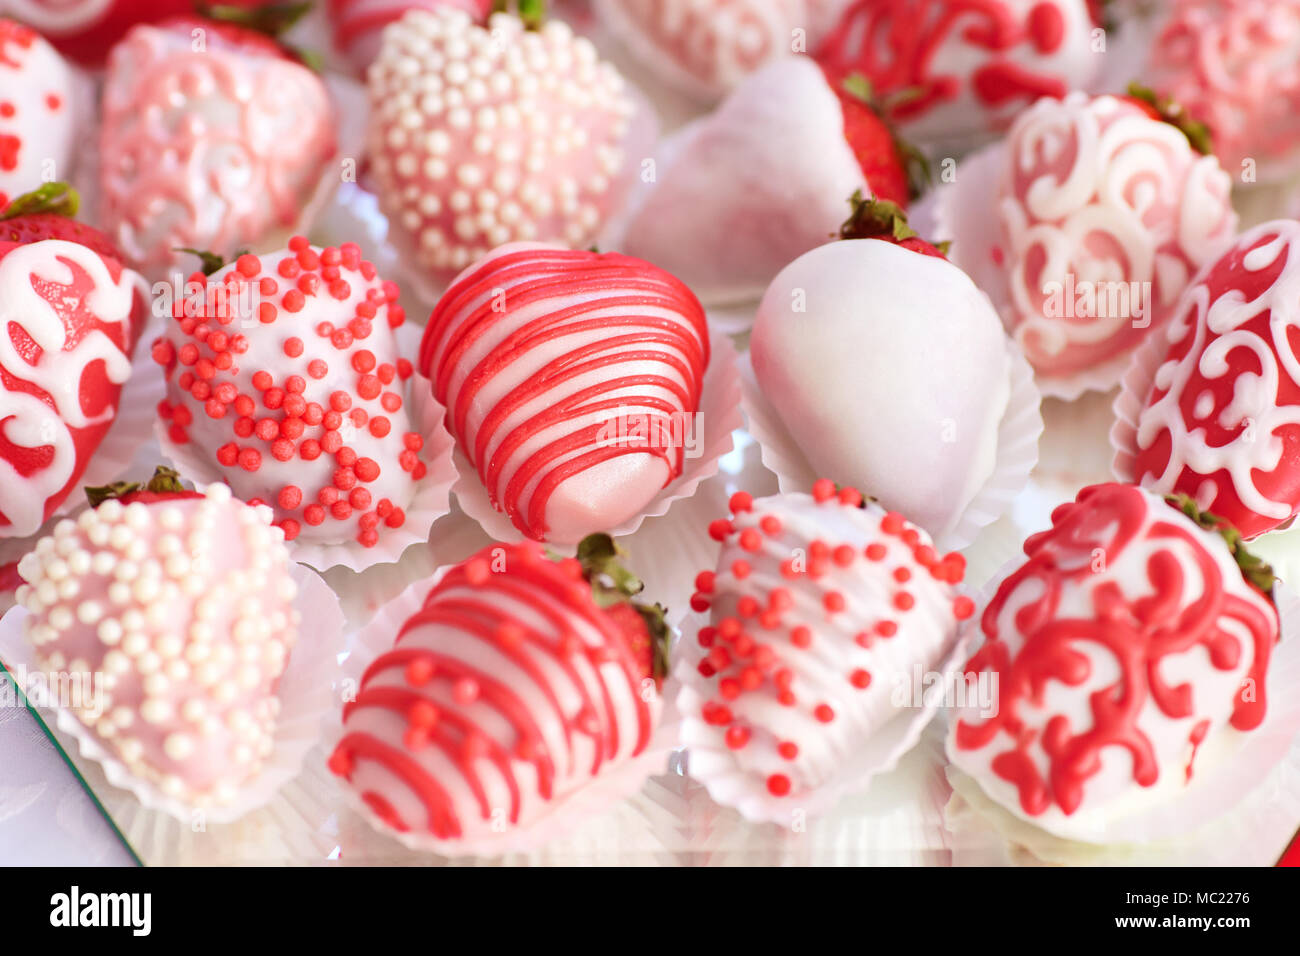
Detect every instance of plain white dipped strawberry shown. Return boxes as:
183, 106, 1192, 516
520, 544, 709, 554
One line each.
749, 198, 1013, 542
16, 478, 300, 808
0, 20, 78, 210
98, 13, 337, 280
152, 238, 430, 550
621, 55, 917, 306
365, 6, 643, 287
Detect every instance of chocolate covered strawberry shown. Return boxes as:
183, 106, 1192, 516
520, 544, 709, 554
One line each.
750, 198, 1012, 542
815, 0, 1101, 149
16, 476, 301, 808
2, 0, 192, 65
153, 237, 429, 549
98, 8, 337, 281
679, 481, 971, 821
0, 20, 77, 211
328, 533, 668, 844
419, 242, 710, 544
621, 56, 921, 306
948, 483, 1277, 841
0, 183, 146, 538
1127, 220, 1300, 539
366, 5, 640, 288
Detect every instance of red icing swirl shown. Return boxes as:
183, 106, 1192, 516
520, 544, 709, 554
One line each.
954, 483, 1276, 818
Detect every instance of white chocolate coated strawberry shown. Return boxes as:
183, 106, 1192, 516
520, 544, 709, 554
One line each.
366, 8, 636, 286
680, 486, 971, 821
420, 242, 710, 544
751, 237, 1011, 541
16, 483, 300, 808
154, 239, 428, 549
99, 21, 337, 281
0, 20, 77, 209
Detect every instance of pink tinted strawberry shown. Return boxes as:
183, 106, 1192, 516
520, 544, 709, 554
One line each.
365, 6, 639, 287
0, 183, 146, 538
98, 13, 336, 281
15, 479, 301, 808
152, 238, 430, 550
326, 0, 492, 73
3, 0, 192, 65
328, 533, 666, 843
0, 20, 78, 212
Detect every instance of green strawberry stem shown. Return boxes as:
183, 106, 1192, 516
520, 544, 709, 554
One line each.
199, 2, 313, 36
175, 247, 246, 277
1, 182, 79, 221
840, 74, 932, 200
1127, 83, 1215, 156
838, 191, 950, 253
86, 467, 190, 508
1167, 494, 1276, 598
575, 533, 671, 682
492, 0, 546, 30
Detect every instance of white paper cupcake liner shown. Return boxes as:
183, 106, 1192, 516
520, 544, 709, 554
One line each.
0, 318, 165, 567
453, 328, 742, 549
934, 141, 1166, 401
324, 573, 681, 857
1110, 316, 1175, 486
941, 559, 1300, 853
158, 371, 458, 574
0, 564, 346, 825
739, 341, 1042, 553
675, 602, 971, 825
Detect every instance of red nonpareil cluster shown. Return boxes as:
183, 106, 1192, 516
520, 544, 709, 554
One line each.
152, 236, 427, 547
690, 478, 972, 799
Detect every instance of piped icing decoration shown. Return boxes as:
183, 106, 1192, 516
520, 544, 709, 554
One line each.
815, 0, 1100, 146
680, 481, 969, 817
750, 201, 1011, 540
0, 20, 76, 212
0, 183, 146, 538
15, 480, 301, 807
989, 89, 1236, 387
1146, 0, 1300, 181
1131, 220, 1300, 540
948, 483, 1278, 839
98, 13, 337, 280
327, 0, 492, 73
365, 5, 636, 287
419, 242, 710, 544
153, 238, 426, 549
328, 534, 667, 842
593, 0, 846, 102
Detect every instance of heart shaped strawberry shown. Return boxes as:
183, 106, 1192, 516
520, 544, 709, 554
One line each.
750, 198, 1012, 542
680, 481, 970, 821
365, 5, 639, 287
15, 477, 301, 808
328, 533, 668, 843
153, 237, 431, 549
1128, 220, 1300, 539
948, 483, 1277, 840
622, 56, 920, 306
419, 242, 710, 544
0, 20, 78, 211
98, 10, 337, 280
0, 183, 146, 538
973, 88, 1237, 392
327, 0, 492, 73
815, 0, 1101, 148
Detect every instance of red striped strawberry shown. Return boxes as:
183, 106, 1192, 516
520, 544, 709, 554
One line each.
0, 183, 146, 538
365, 4, 640, 288
419, 242, 710, 544
328, 533, 667, 843
0, 20, 78, 212
98, 8, 336, 280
